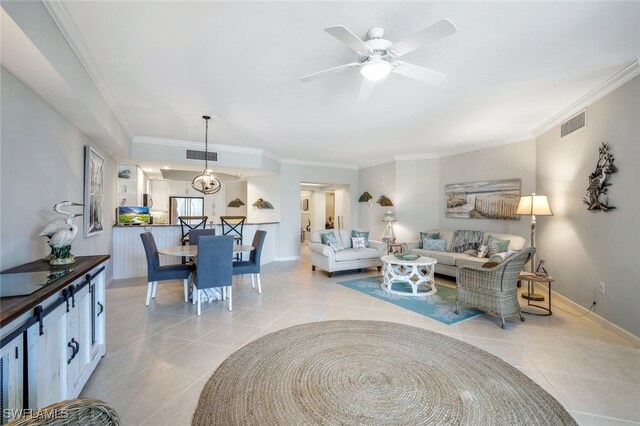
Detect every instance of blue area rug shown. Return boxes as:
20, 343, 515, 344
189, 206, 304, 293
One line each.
336, 276, 483, 325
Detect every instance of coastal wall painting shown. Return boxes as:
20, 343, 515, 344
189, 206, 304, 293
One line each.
84, 146, 105, 237
445, 179, 521, 220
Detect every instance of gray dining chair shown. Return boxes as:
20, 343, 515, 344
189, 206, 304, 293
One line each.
232, 230, 267, 294
188, 228, 216, 246
140, 232, 192, 306
190, 235, 234, 315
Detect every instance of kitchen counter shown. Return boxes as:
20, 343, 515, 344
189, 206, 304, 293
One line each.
0, 255, 110, 329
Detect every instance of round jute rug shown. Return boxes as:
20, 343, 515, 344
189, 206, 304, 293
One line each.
193, 320, 576, 425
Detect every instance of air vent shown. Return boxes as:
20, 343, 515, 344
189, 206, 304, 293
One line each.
561, 110, 586, 138
186, 149, 217, 162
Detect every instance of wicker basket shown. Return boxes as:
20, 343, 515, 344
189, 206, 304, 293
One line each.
7, 398, 120, 426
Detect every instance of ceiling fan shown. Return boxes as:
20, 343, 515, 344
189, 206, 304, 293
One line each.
300, 20, 457, 87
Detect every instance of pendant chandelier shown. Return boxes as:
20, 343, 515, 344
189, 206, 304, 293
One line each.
191, 115, 221, 195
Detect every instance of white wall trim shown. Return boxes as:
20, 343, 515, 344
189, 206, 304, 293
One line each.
42, 0, 134, 140
105, 276, 114, 289
394, 153, 439, 161
539, 284, 640, 348
532, 60, 640, 136
274, 256, 302, 262
281, 158, 359, 170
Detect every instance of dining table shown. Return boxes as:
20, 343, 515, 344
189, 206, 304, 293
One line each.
158, 244, 255, 303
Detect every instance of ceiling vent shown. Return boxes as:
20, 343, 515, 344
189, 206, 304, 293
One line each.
186, 149, 217, 162
561, 110, 586, 138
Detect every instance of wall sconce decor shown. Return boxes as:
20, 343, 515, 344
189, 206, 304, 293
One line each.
583, 142, 617, 212
252, 198, 274, 209
377, 195, 393, 206
227, 198, 245, 208
358, 192, 373, 202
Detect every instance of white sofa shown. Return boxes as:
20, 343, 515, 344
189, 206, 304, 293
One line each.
308, 229, 386, 277
406, 229, 527, 277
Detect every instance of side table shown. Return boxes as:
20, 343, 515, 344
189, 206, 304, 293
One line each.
519, 273, 555, 316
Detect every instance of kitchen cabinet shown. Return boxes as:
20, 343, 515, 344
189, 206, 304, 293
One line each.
0, 334, 24, 422
150, 180, 169, 211
169, 180, 194, 196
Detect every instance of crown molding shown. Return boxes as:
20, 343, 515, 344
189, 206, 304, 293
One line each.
281, 158, 359, 170
42, 0, 134, 139
532, 59, 640, 137
394, 153, 439, 161
435, 134, 535, 159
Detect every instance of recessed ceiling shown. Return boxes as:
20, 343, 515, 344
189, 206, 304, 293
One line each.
59, 1, 639, 166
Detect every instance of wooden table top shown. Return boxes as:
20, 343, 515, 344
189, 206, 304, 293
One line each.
519, 273, 554, 283
158, 245, 254, 257
1, 255, 110, 328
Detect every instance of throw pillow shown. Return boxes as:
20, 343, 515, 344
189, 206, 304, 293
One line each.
422, 238, 446, 252
351, 230, 370, 247
419, 231, 440, 248
482, 261, 500, 269
476, 245, 489, 258
351, 237, 366, 249
329, 242, 345, 252
487, 235, 510, 257
321, 232, 338, 246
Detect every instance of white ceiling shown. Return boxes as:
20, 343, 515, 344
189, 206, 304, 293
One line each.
60, 1, 639, 166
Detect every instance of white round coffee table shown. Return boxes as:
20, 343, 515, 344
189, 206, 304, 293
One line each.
381, 255, 438, 296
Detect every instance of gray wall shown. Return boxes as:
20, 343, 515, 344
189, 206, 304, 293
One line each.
1, 68, 115, 276
395, 158, 440, 241
536, 76, 640, 336
439, 139, 536, 238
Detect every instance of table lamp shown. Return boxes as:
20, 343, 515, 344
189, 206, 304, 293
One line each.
516, 193, 553, 300
381, 210, 397, 243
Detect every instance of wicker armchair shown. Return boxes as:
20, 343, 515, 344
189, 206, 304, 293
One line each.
455, 247, 535, 329
8, 398, 120, 426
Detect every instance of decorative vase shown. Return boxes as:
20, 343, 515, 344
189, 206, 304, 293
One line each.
50, 245, 75, 265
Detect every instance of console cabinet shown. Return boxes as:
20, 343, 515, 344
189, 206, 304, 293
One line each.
0, 256, 108, 422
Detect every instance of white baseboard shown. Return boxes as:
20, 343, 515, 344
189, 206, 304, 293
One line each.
538, 283, 640, 348
274, 256, 301, 262
105, 276, 114, 288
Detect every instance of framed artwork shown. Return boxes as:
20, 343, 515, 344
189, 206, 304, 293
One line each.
445, 179, 521, 220
301, 198, 309, 211
84, 146, 105, 237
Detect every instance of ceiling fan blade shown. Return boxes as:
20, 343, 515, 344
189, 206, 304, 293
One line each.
299, 63, 361, 83
392, 61, 447, 85
325, 25, 371, 53
389, 19, 457, 57
358, 78, 374, 102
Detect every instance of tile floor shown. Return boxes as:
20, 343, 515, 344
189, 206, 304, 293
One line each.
82, 250, 640, 425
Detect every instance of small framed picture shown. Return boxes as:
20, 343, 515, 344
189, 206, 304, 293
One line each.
84, 146, 105, 237
535, 259, 548, 276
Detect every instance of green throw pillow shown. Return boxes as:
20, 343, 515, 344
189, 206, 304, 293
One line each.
487, 235, 510, 257
422, 238, 446, 252
321, 232, 338, 246
419, 231, 440, 249
351, 230, 370, 247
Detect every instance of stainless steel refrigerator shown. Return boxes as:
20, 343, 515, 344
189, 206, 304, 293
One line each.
169, 196, 205, 225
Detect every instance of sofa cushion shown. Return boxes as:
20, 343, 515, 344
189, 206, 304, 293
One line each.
351, 230, 370, 247
321, 231, 339, 245
419, 231, 440, 248
423, 229, 455, 251
351, 237, 366, 248
482, 232, 526, 251
334, 248, 380, 262
329, 242, 345, 252
422, 238, 446, 251
409, 249, 458, 266
487, 235, 510, 256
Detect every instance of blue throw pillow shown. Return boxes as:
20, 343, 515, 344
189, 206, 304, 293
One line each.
351, 230, 370, 247
419, 231, 440, 249
321, 232, 338, 246
487, 235, 510, 257
422, 238, 446, 252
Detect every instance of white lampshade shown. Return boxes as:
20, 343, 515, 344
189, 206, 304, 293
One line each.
360, 58, 393, 81
381, 210, 397, 223
516, 194, 553, 216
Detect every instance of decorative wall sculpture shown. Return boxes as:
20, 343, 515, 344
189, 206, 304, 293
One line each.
445, 179, 521, 220
583, 143, 616, 212
227, 198, 245, 208
252, 198, 274, 209
377, 195, 393, 207
358, 192, 373, 202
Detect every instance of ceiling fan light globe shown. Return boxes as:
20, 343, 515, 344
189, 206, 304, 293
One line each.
360, 60, 392, 81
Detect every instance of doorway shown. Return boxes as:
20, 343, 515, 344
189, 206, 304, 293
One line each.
299, 183, 350, 244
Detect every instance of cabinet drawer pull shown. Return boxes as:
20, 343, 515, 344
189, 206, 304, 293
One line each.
97, 301, 104, 317
67, 338, 79, 364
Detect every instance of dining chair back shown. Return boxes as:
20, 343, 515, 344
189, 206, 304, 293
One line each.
232, 230, 267, 294
140, 232, 192, 306
178, 216, 208, 245
191, 235, 234, 315
188, 228, 216, 246
221, 216, 246, 260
